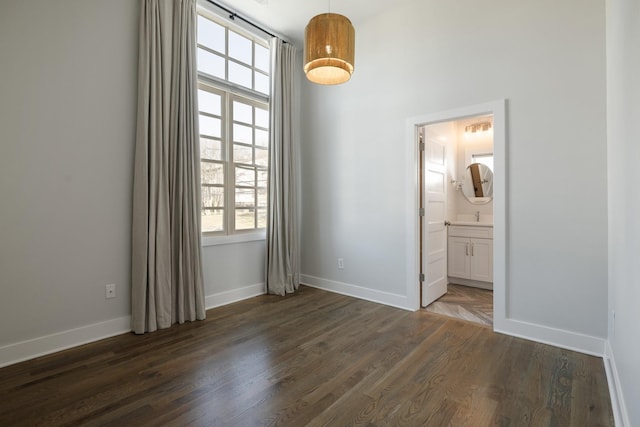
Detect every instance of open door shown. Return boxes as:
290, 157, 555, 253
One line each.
420, 127, 448, 307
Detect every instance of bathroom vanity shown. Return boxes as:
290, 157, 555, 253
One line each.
447, 223, 493, 290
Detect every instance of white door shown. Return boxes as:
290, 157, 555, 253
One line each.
421, 129, 448, 307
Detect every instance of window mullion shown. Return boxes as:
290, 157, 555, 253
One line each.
254, 169, 258, 226
225, 92, 234, 234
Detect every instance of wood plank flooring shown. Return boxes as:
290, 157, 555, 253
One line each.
0, 286, 613, 426
425, 284, 494, 327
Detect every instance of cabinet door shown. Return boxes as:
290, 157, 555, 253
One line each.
469, 238, 493, 282
447, 237, 470, 279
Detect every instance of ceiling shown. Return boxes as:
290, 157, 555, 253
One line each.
210, 0, 404, 46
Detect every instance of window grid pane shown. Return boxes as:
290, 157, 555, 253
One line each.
233, 144, 253, 165
255, 148, 268, 167
197, 48, 225, 79
201, 137, 222, 161
235, 209, 255, 230
228, 61, 252, 89
228, 30, 252, 65
257, 208, 267, 229
235, 166, 255, 188
254, 44, 269, 72
233, 123, 253, 144
197, 15, 225, 54
235, 188, 255, 208
202, 186, 224, 208
254, 71, 269, 95
255, 108, 269, 128
233, 101, 253, 125
200, 115, 222, 138
198, 89, 222, 116
201, 161, 224, 185
202, 208, 224, 232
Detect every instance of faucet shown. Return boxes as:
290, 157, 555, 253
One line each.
475, 211, 480, 222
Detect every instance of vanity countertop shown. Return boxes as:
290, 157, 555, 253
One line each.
449, 221, 493, 227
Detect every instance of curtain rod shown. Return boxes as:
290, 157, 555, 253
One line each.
204, 0, 286, 42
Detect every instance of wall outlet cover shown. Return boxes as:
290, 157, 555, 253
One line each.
105, 284, 116, 299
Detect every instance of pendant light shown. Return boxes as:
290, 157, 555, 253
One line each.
304, 3, 355, 85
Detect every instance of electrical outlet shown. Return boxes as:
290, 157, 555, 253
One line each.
105, 283, 116, 299
337, 258, 344, 269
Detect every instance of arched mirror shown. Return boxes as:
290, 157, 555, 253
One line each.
461, 163, 493, 204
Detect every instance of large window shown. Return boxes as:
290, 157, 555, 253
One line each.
197, 10, 270, 235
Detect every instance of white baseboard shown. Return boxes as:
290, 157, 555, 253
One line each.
302, 275, 607, 359
300, 274, 413, 311
495, 318, 606, 357
604, 340, 631, 427
0, 316, 131, 369
0, 284, 266, 369
205, 282, 265, 310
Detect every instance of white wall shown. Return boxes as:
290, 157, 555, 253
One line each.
202, 240, 265, 304
300, 0, 608, 339
0, 0, 138, 347
0, 0, 267, 365
606, 0, 640, 423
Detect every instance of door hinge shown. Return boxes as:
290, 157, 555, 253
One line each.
419, 208, 425, 216
419, 141, 425, 151
419, 273, 425, 282
444, 220, 451, 226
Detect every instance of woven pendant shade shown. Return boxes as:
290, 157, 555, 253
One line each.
304, 13, 355, 85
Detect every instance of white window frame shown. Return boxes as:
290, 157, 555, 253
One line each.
197, 5, 270, 246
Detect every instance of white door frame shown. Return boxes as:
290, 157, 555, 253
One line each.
404, 100, 507, 332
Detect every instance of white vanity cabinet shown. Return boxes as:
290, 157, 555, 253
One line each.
447, 225, 493, 285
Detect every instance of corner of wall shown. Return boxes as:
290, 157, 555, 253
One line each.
205, 283, 265, 310
604, 340, 632, 427
301, 275, 414, 311
495, 318, 606, 357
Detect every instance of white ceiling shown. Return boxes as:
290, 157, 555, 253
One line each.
209, 0, 403, 46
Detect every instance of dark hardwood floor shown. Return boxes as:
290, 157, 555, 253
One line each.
0, 286, 612, 426
425, 283, 494, 327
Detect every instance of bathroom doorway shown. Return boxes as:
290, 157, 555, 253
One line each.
406, 100, 506, 332
419, 115, 495, 327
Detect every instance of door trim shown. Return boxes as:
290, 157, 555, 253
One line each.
404, 100, 507, 332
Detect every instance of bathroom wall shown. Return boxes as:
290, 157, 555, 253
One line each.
454, 117, 494, 219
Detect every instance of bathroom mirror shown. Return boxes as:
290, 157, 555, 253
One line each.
461, 163, 493, 204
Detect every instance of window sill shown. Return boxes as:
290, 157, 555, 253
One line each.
202, 231, 266, 247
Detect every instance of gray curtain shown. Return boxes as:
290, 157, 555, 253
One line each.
266, 39, 299, 296
132, 0, 206, 334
